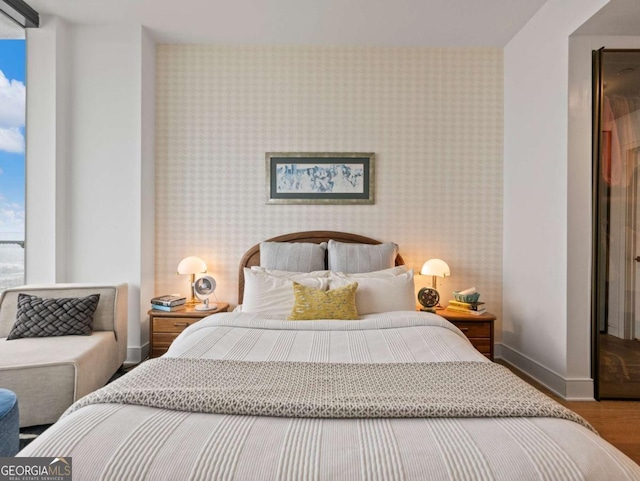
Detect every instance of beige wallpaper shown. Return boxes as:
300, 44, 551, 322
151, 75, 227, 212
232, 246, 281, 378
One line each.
155, 45, 503, 318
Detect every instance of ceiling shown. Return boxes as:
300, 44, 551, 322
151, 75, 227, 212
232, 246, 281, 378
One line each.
10, 0, 640, 48
572, 0, 640, 100
21, 0, 549, 47
574, 0, 640, 36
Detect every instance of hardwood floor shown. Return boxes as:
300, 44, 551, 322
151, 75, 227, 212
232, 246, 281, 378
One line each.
499, 360, 640, 466
564, 400, 640, 465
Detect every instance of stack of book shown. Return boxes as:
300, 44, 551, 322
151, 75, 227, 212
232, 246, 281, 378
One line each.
446, 300, 486, 315
151, 295, 186, 312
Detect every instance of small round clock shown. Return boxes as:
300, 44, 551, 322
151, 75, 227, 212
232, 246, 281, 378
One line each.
418, 287, 439, 311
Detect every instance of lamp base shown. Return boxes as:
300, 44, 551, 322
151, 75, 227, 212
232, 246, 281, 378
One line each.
195, 303, 218, 311
185, 297, 198, 308
187, 274, 198, 307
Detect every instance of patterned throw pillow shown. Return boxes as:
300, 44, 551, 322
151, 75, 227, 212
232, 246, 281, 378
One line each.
7, 293, 101, 340
288, 282, 358, 321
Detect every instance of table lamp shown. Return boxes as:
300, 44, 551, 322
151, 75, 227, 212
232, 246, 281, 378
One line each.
420, 258, 450, 308
177, 256, 207, 306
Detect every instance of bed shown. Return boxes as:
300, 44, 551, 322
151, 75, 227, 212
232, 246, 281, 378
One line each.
18, 231, 640, 480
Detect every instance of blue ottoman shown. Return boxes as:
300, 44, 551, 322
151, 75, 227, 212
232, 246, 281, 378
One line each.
0, 389, 19, 456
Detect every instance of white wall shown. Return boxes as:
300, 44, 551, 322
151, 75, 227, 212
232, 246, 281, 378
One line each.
26, 18, 155, 362
503, 0, 609, 399
139, 27, 156, 354
155, 45, 505, 320
25, 16, 69, 283
34, 5, 631, 378
27, 20, 500, 365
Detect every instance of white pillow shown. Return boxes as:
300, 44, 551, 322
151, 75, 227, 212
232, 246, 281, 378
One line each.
327, 239, 399, 273
242, 268, 329, 318
329, 269, 415, 315
260, 241, 327, 272
330, 266, 407, 278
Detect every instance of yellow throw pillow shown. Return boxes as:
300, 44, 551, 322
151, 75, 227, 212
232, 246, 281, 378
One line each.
288, 281, 359, 320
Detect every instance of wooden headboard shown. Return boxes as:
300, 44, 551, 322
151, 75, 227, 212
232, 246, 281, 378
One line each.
238, 230, 405, 303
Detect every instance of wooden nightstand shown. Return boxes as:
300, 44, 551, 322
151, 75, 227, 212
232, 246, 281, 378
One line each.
148, 303, 229, 358
436, 309, 496, 360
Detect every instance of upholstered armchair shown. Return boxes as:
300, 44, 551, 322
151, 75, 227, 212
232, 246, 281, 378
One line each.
0, 284, 127, 427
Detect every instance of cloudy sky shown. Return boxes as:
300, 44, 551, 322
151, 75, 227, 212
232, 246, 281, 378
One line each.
0, 40, 25, 240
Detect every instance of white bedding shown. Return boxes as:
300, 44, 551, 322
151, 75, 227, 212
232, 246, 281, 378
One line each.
165, 311, 484, 363
19, 311, 640, 480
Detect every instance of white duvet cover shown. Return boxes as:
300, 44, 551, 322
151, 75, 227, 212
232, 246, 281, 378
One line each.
19, 311, 640, 480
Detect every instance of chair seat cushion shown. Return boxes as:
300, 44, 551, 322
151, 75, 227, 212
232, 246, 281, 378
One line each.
0, 332, 119, 427
0, 331, 116, 368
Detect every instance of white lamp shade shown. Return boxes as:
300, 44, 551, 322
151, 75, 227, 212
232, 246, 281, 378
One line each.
177, 256, 207, 275
420, 258, 450, 278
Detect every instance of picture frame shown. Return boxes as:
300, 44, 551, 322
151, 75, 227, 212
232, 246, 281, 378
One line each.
266, 152, 375, 205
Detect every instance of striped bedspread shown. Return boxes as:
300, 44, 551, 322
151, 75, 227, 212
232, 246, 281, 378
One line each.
19, 311, 640, 480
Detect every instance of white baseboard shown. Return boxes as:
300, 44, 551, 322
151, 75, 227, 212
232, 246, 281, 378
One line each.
495, 343, 594, 401
125, 342, 150, 365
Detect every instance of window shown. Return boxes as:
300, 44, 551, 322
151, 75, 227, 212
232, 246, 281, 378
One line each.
0, 38, 26, 289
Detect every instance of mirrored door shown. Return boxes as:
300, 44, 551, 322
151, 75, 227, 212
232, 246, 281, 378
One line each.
593, 49, 640, 400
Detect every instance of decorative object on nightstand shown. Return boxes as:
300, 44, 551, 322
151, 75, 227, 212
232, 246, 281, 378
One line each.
150, 294, 186, 312
419, 258, 450, 310
417, 288, 439, 313
177, 256, 207, 306
194, 275, 218, 311
447, 300, 486, 314
452, 286, 480, 303
148, 303, 230, 358
447, 287, 486, 315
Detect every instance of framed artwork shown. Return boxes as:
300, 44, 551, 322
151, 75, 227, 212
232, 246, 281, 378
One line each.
266, 152, 375, 205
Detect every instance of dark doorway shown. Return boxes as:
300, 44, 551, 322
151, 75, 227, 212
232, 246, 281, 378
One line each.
593, 48, 640, 400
